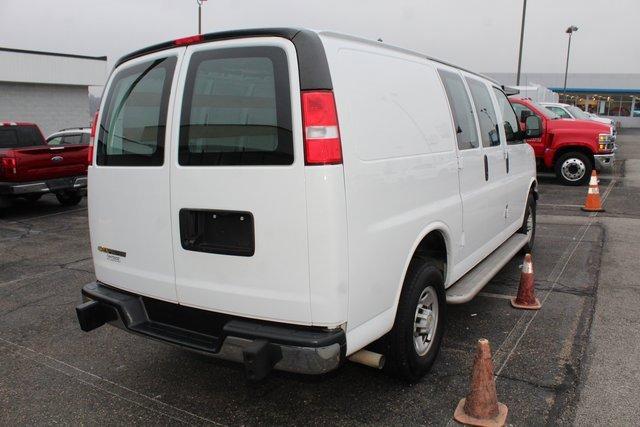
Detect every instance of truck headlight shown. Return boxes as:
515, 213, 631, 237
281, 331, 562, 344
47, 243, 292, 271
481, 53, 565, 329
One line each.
598, 133, 611, 143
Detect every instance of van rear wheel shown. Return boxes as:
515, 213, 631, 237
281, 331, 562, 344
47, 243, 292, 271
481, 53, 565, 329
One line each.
384, 260, 446, 382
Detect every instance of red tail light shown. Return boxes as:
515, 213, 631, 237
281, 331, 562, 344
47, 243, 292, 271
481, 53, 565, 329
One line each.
301, 90, 342, 165
174, 34, 203, 46
0, 156, 17, 178
88, 110, 98, 166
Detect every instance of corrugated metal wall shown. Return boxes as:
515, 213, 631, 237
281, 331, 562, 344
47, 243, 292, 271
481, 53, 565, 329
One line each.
0, 50, 106, 86
0, 82, 90, 137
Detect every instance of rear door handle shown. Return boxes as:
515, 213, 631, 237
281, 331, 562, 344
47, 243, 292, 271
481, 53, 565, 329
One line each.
484, 154, 489, 181
506, 153, 510, 173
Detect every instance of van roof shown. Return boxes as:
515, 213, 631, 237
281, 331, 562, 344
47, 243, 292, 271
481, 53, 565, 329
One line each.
115, 27, 503, 91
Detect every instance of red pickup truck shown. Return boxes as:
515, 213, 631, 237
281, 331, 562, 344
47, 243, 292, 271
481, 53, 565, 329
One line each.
509, 98, 616, 185
0, 122, 89, 208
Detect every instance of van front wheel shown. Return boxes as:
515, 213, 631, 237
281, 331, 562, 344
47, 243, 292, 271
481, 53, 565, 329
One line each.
519, 191, 536, 253
555, 152, 592, 186
384, 261, 446, 382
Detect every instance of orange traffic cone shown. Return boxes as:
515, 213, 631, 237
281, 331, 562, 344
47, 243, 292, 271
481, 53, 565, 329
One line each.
454, 339, 508, 427
581, 171, 605, 212
510, 253, 541, 310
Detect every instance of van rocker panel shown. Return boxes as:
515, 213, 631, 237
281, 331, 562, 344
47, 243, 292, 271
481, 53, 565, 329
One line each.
77, 282, 345, 375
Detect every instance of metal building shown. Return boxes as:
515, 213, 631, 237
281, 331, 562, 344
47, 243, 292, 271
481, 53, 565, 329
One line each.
488, 72, 640, 128
0, 47, 106, 137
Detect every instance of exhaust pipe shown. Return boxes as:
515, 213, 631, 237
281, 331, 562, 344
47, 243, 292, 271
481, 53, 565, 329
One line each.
348, 349, 385, 369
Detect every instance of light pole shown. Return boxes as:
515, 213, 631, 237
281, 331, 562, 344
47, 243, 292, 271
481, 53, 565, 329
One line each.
196, 0, 207, 34
563, 25, 579, 98
515, 0, 527, 86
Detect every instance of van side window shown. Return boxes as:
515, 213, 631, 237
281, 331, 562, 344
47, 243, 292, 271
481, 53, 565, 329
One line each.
437, 70, 479, 150
97, 57, 177, 166
466, 78, 500, 148
492, 88, 523, 145
179, 47, 293, 166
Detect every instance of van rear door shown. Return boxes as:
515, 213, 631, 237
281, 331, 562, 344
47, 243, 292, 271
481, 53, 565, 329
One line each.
169, 38, 312, 324
89, 49, 182, 302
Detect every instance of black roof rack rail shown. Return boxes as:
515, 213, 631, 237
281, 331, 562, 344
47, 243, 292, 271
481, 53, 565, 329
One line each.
57, 127, 90, 132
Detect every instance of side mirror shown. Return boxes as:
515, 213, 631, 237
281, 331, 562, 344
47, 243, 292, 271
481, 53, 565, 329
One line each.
525, 115, 542, 139
520, 110, 532, 123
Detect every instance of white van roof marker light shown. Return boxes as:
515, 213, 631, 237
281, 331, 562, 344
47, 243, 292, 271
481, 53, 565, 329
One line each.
173, 34, 204, 46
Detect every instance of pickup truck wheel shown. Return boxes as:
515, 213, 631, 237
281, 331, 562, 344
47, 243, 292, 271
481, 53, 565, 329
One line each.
55, 190, 83, 206
384, 260, 446, 383
555, 152, 592, 186
519, 192, 536, 253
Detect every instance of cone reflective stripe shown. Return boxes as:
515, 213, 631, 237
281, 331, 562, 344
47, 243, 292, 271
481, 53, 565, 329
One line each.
581, 170, 605, 212
511, 253, 541, 310
454, 339, 508, 427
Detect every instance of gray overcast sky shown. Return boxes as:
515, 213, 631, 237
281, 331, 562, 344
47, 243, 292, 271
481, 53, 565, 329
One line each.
1, 0, 638, 80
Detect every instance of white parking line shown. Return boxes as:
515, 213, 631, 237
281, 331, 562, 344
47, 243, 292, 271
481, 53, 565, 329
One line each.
4, 207, 87, 224
493, 176, 617, 378
478, 292, 513, 301
0, 336, 225, 426
538, 203, 583, 208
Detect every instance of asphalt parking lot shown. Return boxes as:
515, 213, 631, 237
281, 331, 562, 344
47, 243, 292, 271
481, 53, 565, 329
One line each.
1, 130, 639, 425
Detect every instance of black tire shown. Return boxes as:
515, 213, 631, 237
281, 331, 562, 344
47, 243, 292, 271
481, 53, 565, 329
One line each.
22, 194, 43, 203
554, 151, 592, 186
519, 191, 536, 253
383, 261, 446, 383
55, 190, 83, 206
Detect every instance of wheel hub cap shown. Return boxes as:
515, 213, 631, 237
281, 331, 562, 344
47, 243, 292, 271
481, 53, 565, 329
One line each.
526, 206, 534, 240
561, 158, 586, 181
413, 286, 439, 356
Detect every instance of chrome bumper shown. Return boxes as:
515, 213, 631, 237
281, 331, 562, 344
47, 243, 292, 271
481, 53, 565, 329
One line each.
0, 175, 87, 195
594, 152, 615, 170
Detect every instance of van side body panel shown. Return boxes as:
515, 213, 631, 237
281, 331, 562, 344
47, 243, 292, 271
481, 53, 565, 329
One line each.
305, 165, 349, 326
320, 34, 463, 352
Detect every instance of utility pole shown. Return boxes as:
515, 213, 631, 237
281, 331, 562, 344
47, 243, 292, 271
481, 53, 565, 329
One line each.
197, 0, 207, 34
563, 26, 579, 96
515, 0, 527, 86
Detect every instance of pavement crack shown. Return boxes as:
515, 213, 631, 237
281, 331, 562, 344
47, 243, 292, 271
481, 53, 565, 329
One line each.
495, 373, 561, 392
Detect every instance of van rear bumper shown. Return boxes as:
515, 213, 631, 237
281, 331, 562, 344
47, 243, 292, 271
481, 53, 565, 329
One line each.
76, 282, 345, 378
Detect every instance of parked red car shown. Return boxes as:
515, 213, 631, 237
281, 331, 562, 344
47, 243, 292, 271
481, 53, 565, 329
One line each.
509, 98, 616, 185
0, 122, 89, 208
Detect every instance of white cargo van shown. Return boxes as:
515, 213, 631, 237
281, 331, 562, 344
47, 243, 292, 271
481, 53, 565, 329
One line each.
76, 28, 539, 382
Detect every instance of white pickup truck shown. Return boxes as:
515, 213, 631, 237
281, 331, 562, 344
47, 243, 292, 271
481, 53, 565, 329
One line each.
76, 28, 538, 382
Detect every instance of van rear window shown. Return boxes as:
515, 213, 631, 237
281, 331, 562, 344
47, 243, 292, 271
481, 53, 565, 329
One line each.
179, 47, 293, 166
97, 57, 176, 166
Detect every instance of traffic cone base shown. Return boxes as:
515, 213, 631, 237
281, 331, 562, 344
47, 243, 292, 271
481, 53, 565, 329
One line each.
581, 206, 604, 212
453, 339, 507, 426
510, 296, 541, 310
581, 171, 605, 212
454, 398, 508, 427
